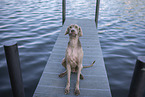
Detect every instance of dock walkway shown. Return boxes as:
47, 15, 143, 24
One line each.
33, 18, 112, 97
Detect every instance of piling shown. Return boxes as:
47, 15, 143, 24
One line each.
128, 56, 145, 97
3, 41, 25, 97
95, 0, 100, 27
62, 0, 66, 25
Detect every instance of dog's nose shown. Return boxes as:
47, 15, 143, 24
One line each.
71, 30, 75, 32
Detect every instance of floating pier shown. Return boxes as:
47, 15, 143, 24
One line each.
33, 18, 112, 97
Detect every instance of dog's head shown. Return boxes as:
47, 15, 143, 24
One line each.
65, 24, 83, 37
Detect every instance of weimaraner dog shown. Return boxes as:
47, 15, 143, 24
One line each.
59, 24, 95, 96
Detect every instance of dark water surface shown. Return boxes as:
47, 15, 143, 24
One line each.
0, 0, 145, 97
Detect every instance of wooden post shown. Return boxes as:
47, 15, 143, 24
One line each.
62, 0, 66, 25
95, 0, 100, 27
3, 41, 25, 97
128, 56, 145, 97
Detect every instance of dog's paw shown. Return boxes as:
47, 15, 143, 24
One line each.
58, 73, 64, 78
59, 73, 66, 78
80, 74, 84, 80
74, 89, 80, 96
65, 88, 70, 95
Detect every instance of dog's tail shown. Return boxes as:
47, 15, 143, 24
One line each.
83, 61, 96, 68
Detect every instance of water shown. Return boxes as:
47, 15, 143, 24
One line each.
0, 0, 145, 97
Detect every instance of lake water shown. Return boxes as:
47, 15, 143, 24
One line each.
0, 0, 145, 97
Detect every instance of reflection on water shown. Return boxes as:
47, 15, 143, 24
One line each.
99, 0, 145, 97
0, 0, 145, 97
0, 0, 61, 97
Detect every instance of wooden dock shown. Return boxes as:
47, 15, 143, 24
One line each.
33, 18, 112, 97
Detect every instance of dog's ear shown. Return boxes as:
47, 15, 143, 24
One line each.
65, 27, 69, 35
79, 27, 83, 37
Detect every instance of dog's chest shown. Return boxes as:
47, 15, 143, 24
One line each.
66, 48, 79, 70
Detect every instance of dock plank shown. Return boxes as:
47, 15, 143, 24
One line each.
33, 18, 112, 97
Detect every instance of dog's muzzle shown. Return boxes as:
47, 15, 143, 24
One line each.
69, 30, 77, 37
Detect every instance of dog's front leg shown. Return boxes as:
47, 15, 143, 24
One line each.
74, 65, 83, 96
65, 64, 71, 95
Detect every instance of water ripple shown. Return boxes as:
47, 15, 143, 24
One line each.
0, 0, 61, 97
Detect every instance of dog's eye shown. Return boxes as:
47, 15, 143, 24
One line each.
75, 26, 78, 29
70, 26, 72, 28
